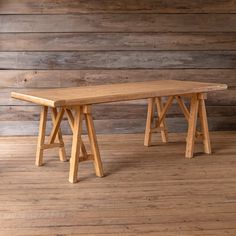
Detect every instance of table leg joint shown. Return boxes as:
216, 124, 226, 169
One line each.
144, 93, 212, 159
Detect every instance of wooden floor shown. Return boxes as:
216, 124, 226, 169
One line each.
0, 132, 236, 236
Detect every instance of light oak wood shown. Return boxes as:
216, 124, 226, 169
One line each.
11, 80, 227, 107
144, 96, 170, 146
145, 93, 212, 158
175, 95, 190, 120
84, 106, 104, 178
198, 98, 212, 154
34, 104, 101, 183
11, 80, 227, 182
2, 68, 235, 136
156, 97, 168, 143
155, 96, 174, 129
35, 106, 48, 166
49, 108, 65, 144
64, 107, 88, 159
41, 143, 63, 149
65, 108, 75, 131
185, 95, 200, 158
144, 98, 155, 146
50, 107, 67, 162
69, 106, 83, 183
65, 105, 99, 183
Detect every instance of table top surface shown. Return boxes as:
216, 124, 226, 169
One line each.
11, 80, 227, 107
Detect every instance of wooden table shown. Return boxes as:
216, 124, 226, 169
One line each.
11, 80, 227, 183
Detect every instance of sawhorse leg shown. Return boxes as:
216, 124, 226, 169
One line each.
185, 94, 199, 158
144, 98, 155, 146
36, 106, 48, 166
68, 105, 104, 183
185, 93, 211, 158
35, 106, 67, 166
156, 97, 168, 143
144, 93, 212, 158
144, 96, 172, 146
198, 95, 212, 154
69, 106, 84, 183
51, 108, 67, 162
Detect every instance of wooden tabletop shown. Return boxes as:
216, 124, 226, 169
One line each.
11, 80, 227, 107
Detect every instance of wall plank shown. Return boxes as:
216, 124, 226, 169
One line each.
0, 0, 235, 14
1, 69, 236, 88
0, 105, 235, 121
1, 33, 236, 51
1, 51, 235, 69
0, 1, 235, 136
0, 117, 235, 136
1, 14, 236, 33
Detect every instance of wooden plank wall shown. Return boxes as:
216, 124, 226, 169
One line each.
0, 0, 236, 135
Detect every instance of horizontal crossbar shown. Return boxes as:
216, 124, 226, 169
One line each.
41, 143, 63, 150
79, 154, 94, 163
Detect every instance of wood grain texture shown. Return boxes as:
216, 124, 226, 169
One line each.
1, 51, 236, 70
2, 88, 236, 106
1, 33, 236, 51
1, 14, 236, 33
0, 132, 236, 234
84, 106, 104, 178
0, 1, 235, 135
11, 80, 227, 107
1, 117, 236, 136
144, 98, 155, 146
0, 0, 235, 13
185, 95, 199, 158
1, 69, 236, 88
1, 105, 236, 122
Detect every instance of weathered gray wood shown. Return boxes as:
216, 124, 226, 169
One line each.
0, 105, 235, 121
1, 51, 236, 69
1, 69, 236, 88
0, 0, 235, 14
0, 117, 235, 136
0, 1, 235, 136
1, 33, 236, 51
1, 14, 236, 33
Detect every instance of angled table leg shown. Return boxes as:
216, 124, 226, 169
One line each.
144, 98, 155, 146
36, 106, 48, 166
51, 107, 67, 162
49, 108, 65, 144
69, 106, 83, 183
198, 94, 212, 154
185, 94, 199, 158
84, 106, 104, 178
65, 108, 88, 158
156, 97, 168, 143
144, 96, 172, 146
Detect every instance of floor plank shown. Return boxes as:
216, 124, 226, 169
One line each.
0, 132, 235, 236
